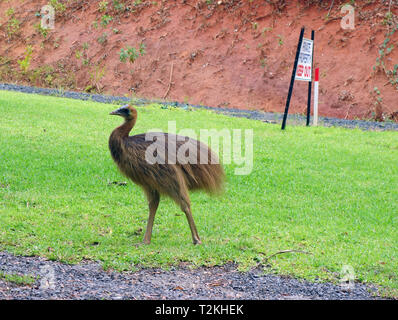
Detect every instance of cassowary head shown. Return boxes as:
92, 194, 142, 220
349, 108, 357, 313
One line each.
109, 104, 137, 120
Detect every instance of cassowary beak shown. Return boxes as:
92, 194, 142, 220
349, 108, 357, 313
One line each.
110, 104, 129, 116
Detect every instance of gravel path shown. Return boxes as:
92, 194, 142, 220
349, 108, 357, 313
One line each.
0, 83, 394, 300
0, 251, 381, 300
1, 83, 398, 131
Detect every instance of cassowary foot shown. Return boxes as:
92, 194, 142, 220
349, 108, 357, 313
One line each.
142, 238, 151, 245
133, 242, 145, 248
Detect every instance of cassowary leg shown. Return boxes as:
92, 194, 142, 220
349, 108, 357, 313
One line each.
184, 206, 202, 245
179, 197, 201, 245
143, 189, 160, 245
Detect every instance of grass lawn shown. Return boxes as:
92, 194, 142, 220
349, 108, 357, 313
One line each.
0, 90, 397, 296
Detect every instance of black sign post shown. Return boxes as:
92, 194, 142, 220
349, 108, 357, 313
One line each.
281, 27, 305, 130
306, 30, 315, 126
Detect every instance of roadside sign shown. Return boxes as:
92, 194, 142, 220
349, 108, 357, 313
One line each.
295, 38, 313, 82
281, 28, 315, 130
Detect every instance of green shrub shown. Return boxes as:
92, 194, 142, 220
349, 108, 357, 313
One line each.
34, 22, 49, 38
99, 1, 109, 12
113, 0, 125, 11
17, 46, 33, 73
100, 14, 113, 27
97, 32, 108, 45
119, 43, 146, 63
6, 9, 21, 38
49, 0, 66, 14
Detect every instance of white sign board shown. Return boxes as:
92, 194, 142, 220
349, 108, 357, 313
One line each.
295, 38, 313, 82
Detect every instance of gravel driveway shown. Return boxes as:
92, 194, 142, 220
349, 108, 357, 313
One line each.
0, 251, 381, 300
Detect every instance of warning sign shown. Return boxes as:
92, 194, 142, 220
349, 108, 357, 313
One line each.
295, 38, 313, 82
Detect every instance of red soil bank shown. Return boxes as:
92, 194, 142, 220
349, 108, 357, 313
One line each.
0, 0, 397, 121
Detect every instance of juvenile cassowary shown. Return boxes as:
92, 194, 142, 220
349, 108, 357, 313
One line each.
109, 105, 224, 244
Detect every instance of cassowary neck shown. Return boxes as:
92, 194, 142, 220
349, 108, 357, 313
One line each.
109, 118, 136, 163
114, 118, 136, 138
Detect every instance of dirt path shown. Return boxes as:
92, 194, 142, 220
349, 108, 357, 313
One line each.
0, 251, 381, 300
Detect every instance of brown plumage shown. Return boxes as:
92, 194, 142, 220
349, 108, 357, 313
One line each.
108, 104, 225, 245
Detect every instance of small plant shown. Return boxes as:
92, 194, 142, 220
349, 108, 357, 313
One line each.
372, 86, 384, 121
97, 32, 108, 45
262, 27, 272, 34
34, 22, 49, 38
92, 19, 99, 29
119, 43, 146, 63
277, 34, 284, 46
75, 49, 82, 59
29, 65, 54, 86
119, 48, 133, 63
393, 64, 398, 75
382, 11, 394, 26
99, 1, 109, 12
75, 43, 90, 64
373, 24, 398, 90
86, 65, 106, 93
113, 0, 125, 11
45, 74, 54, 85
49, 0, 66, 14
6, 8, 15, 17
7, 17, 21, 38
260, 57, 267, 68
139, 42, 146, 56
17, 46, 33, 73
0, 56, 12, 78
389, 64, 398, 86
100, 14, 113, 27
6, 9, 21, 39
53, 37, 60, 48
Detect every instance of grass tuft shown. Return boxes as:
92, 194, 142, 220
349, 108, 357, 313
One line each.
0, 271, 37, 286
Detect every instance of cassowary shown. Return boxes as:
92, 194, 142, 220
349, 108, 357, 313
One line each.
108, 104, 224, 244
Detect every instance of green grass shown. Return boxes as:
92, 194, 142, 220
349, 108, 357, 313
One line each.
0, 90, 397, 296
0, 271, 37, 286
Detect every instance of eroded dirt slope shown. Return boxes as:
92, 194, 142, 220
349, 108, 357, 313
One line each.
0, 0, 397, 121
